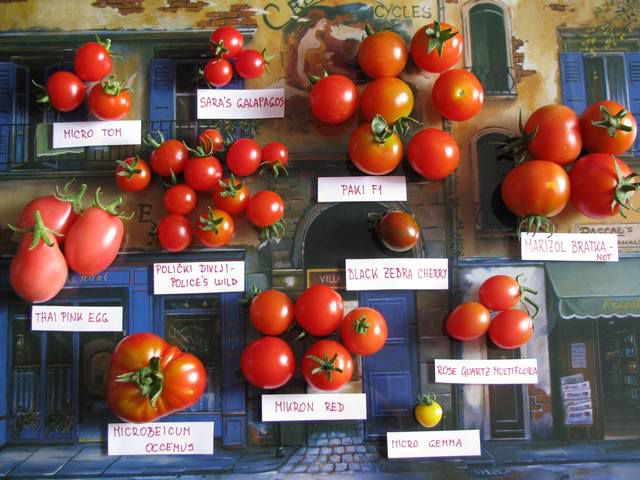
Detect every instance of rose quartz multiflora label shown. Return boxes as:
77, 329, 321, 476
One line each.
108, 422, 214, 455
31, 306, 123, 332
317, 176, 408, 202
387, 430, 481, 459
435, 359, 539, 384
261, 394, 367, 421
197, 88, 285, 119
521, 232, 618, 262
53, 120, 141, 148
153, 261, 245, 295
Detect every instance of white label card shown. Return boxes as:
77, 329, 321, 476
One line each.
521, 232, 618, 262
153, 261, 245, 295
262, 394, 367, 422
435, 359, 538, 384
108, 422, 214, 456
317, 176, 407, 202
345, 258, 448, 291
31, 306, 122, 332
52, 120, 141, 148
197, 88, 285, 119
387, 430, 481, 459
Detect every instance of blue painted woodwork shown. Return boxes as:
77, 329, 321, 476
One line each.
559, 52, 587, 115
149, 58, 175, 140
360, 291, 418, 438
222, 293, 246, 447
625, 53, 640, 153
0, 292, 8, 447
0, 62, 16, 170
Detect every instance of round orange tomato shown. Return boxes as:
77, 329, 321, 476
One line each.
407, 128, 459, 180
580, 100, 637, 155
339, 307, 387, 356
446, 302, 491, 341
410, 21, 463, 73
250, 289, 294, 336
360, 76, 414, 124
194, 207, 234, 247
432, 69, 484, 122
348, 115, 403, 175
358, 30, 408, 79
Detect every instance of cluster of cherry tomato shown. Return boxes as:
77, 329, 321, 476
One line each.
9, 182, 131, 304
446, 274, 538, 349
500, 100, 639, 235
40, 36, 131, 121
203, 26, 271, 87
240, 285, 388, 391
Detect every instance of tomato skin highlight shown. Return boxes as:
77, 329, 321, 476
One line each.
249, 289, 294, 336
158, 214, 192, 253
209, 26, 244, 59
246, 191, 285, 228
302, 340, 353, 391
375, 210, 420, 252
226, 138, 262, 177
107, 332, 207, 423
407, 128, 460, 180
294, 284, 344, 337
88, 83, 131, 121
203, 58, 233, 87
359, 76, 414, 124
149, 138, 188, 177
478, 275, 521, 311
488, 309, 534, 349
241, 336, 295, 389
524, 104, 582, 165
115, 157, 151, 193
432, 69, 484, 122
194, 208, 234, 248
234, 49, 267, 79
580, 100, 638, 155
212, 176, 250, 216
358, 30, 408, 79
410, 22, 463, 73
45, 71, 87, 112
348, 122, 403, 175
184, 155, 223, 191
74, 41, 112, 82
309, 74, 358, 125
163, 184, 197, 215
339, 307, 387, 356
446, 302, 491, 341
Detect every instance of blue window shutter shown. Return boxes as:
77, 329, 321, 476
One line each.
560, 52, 587, 115
149, 59, 174, 140
625, 53, 640, 154
0, 62, 16, 171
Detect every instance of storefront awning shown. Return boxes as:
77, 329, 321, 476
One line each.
546, 259, 640, 319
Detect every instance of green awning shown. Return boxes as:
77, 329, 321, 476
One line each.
546, 259, 640, 319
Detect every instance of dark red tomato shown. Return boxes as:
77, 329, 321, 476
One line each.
375, 210, 420, 252
43, 71, 86, 112
198, 128, 224, 152
262, 141, 288, 176
212, 175, 249, 216
115, 156, 151, 192
16, 180, 86, 244
246, 190, 285, 228
478, 275, 521, 311
358, 29, 408, 79
64, 189, 129, 276
147, 131, 188, 177
209, 26, 244, 59
194, 207, 234, 247
488, 309, 534, 349
74, 38, 112, 82
339, 307, 387, 356
407, 128, 460, 180
569, 153, 638, 219
501, 160, 570, 220
234, 49, 268, 79
227, 138, 262, 176
203, 58, 233, 87
432, 69, 484, 121
410, 21, 463, 73
184, 155, 223, 191
348, 116, 403, 175
294, 284, 344, 337
360, 76, 414, 124
250, 289, 294, 336
524, 104, 582, 165
88, 79, 131, 121
10, 211, 68, 303
309, 74, 358, 125
446, 302, 491, 341
157, 214, 192, 252
302, 340, 353, 391
163, 184, 197, 215
241, 336, 295, 389
580, 100, 638, 155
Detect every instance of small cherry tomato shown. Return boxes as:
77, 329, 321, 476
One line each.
432, 69, 484, 122
358, 29, 408, 79
203, 58, 233, 87
580, 100, 638, 155
348, 115, 403, 175
488, 309, 534, 349
360, 76, 414, 124
115, 156, 151, 192
408, 128, 460, 180
42, 71, 87, 112
294, 284, 344, 337
158, 214, 192, 252
212, 175, 250, 216
241, 336, 295, 389
209, 26, 244, 59
250, 289, 294, 336
234, 49, 269, 79
198, 128, 225, 152
309, 74, 358, 125
414, 394, 443, 428
524, 104, 582, 166
339, 307, 387, 356
184, 154, 223, 191
74, 37, 113, 82
163, 184, 197, 215
146, 131, 188, 177
302, 340, 353, 391
194, 207, 234, 247
88, 78, 131, 121
446, 302, 491, 341
226, 138, 262, 177
246, 190, 285, 238
375, 210, 420, 252
262, 141, 289, 177
410, 21, 463, 73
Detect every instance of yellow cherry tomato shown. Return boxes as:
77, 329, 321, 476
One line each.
414, 393, 443, 428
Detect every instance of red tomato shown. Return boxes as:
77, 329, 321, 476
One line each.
10, 211, 68, 303
184, 154, 223, 191
261, 141, 289, 177
88, 79, 131, 121
234, 49, 269, 79
241, 336, 295, 389
407, 128, 460, 180
524, 105, 582, 165
212, 175, 250, 216
360, 76, 414, 124
115, 156, 151, 192
302, 340, 353, 391
250, 290, 294, 336
309, 74, 358, 125
580, 100, 638, 155
294, 284, 344, 337
349, 115, 403, 175
488, 310, 534, 349
479, 275, 521, 311
410, 21, 463, 73
199, 128, 225, 152
226, 138, 262, 177
42, 71, 86, 112
194, 207, 234, 247
158, 214, 192, 253
358, 29, 408, 79
163, 184, 197, 215
209, 26, 244, 59
64, 189, 129, 276
147, 131, 188, 177
432, 69, 484, 121
339, 307, 387, 356
246, 191, 285, 238
107, 332, 207, 422
375, 210, 420, 252
74, 38, 112, 82
16, 180, 86, 244
446, 302, 491, 341
569, 153, 639, 219
203, 58, 233, 87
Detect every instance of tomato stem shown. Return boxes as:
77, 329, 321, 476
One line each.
307, 353, 343, 383
517, 215, 555, 238
592, 105, 634, 138
371, 114, 393, 144
55, 179, 87, 214
199, 207, 225, 234
144, 130, 165, 149
308, 68, 328, 86
611, 156, 640, 217
364, 24, 374, 37
263, 218, 287, 241
425, 20, 458, 57
93, 187, 134, 220
8, 210, 63, 250
419, 393, 437, 406
353, 315, 370, 335
515, 274, 540, 319
116, 156, 143, 180
115, 356, 164, 408
218, 174, 244, 198
209, 38, 229, 59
